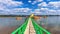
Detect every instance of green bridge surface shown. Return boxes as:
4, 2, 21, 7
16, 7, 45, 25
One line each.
11, 18, 51, 34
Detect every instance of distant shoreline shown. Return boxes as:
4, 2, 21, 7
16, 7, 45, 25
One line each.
0, 15, 60, 17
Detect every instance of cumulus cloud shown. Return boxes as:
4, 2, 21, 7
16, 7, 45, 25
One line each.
0, 0, 60, 15
0, 0, 23, 6
48, 1, 60, 7
40, 8, 48, 11
0, 0, 31, 15
32, 0, 43, 5
32, 7, 60, 15
48, 10, 57, 15
0, 0, 23, 10
48, 1, 60, 9
49, 10, 56, 13
28, 0, 32, 3
11, 8, 32, 13
35, 1, 60, 15
32, 1, 37, 5
36, 0, 43, 2
31, 8, 48, 15
33, 9, 41, 14
38, 2, 47, 8
0, 8, 32, 15
37, 1, 60, 9
0, 0, 24, 15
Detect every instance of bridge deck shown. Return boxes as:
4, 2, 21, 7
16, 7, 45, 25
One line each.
24, 18, 36, 34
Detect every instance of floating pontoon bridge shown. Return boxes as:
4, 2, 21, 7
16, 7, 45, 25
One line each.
11, 14, 51, 34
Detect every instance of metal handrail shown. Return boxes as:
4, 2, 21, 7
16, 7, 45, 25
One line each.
11, 18, 51, 34
31, 18, 51, 34
11, 18, 29, 34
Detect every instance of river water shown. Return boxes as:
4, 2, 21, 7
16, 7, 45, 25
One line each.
0, 16, 60, 34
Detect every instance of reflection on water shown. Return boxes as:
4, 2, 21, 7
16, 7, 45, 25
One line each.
0, 17, 26, 27
36, 16, 60, 34
0, 16, 60, 34
0, 17, 26, 34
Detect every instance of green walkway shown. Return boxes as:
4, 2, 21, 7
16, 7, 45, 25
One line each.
11, 18, 51, 34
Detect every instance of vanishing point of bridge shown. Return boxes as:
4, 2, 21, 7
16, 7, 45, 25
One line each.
11, 14, 50, 34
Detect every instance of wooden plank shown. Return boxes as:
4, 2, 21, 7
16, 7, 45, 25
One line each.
24, 18, 36, 34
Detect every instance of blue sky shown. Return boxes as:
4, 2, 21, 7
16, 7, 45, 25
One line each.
0, 0, 60, 15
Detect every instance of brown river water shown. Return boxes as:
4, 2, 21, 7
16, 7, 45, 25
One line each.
0, 16, 60, 34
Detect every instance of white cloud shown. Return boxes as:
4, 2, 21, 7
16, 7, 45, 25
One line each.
38, 1, 60, 10
0, 0, 24, 15
30, 9, 41, 15
36, 0, 43, 2
34, 9, 40, 12
21, 8, 31, 12
13, 8, 32, 15
40, 8, 48, 11
32, 8, 47, 15
48, 1, 60, 6
0, 0, 23, 10
41, 2, 47, 6
32, 1, 37, 5
48, 1, 60, 9
57, 10, 60, 12
38, 4, 41, 6
57, 10, 60, 15
38, 2, 47, 7
28, 0, 32, 3
0, 0, 60, 15
2, 8, 32, 15
32, 0, 43, 5
0, 0, 23, 6
48, 10, 56, 13
0, 5, 6, 10
36, 1, 60, 15
32, 7, 59, 15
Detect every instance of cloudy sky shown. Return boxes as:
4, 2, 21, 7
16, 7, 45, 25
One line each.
0, 0, 60, 15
